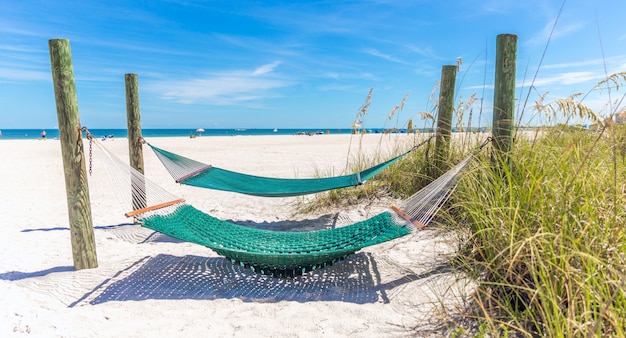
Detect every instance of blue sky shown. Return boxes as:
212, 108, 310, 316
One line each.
1, 0, 625, 129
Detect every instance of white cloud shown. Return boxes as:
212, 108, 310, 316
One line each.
324, 72, 341, 80
466, 84, 494, 90
527, 19, 585, 46
147, 63, 290, 105
0, 67, 50, 82
363, 48, 407, 64
252, 61, 282, 76
0, 44, 44, 53
319, 71, 375, 81
525, 71, 600, 87
540, 59, 604, 70
405, 44, 436, 58
317, 83, 358, 92
540, 55, 626, 71
0, 22, 44, 37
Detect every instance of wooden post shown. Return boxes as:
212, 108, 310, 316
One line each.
48, 39, 98, 270
492, 34, 517, 168
434, 65, 457, 174
125, 74, 146, 211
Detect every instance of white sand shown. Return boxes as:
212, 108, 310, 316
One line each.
0, 133, 474, 337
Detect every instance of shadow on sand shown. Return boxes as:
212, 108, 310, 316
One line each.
21, 223, 136, 232
0, 266, 76, 281
69, 253, 451, 307
12, 217, 451, 308
21, 212, 344, 234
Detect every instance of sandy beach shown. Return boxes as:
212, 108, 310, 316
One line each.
0, 133, 474, 337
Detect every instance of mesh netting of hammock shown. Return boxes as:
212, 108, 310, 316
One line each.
90, 135, 490, 277
141, 205, 411, 276
146, 136, 434, 197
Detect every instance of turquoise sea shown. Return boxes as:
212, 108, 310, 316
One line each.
0, 128, 424, 140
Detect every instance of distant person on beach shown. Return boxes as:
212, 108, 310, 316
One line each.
41, 130, 47, 139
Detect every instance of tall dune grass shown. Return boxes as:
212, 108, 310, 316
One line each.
446, 124, 626, 336
305, 72, 626, 335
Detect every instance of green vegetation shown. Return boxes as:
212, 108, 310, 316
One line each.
305, 73, 626, 336
449, 125, 626, 336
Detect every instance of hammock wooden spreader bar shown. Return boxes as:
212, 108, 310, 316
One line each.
125, 198, 186, 218
390, 205, 426, 230
175, 165, 212, 183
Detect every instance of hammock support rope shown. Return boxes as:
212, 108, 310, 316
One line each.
88, 134, 490, 277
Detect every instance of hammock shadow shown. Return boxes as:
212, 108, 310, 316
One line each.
226, 212, 346, 231
21, 223, 136, 233
71, 253, 449, 307
0, 266, 75, 281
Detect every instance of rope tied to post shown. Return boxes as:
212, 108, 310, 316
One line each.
480, 136, 493, 149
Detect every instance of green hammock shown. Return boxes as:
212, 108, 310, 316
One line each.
141, 205, 410, 276
135, 144, 485, 276
147, 137, 433, 197
91, 134, 490, 277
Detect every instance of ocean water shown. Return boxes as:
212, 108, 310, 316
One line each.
0, 128, 422, 140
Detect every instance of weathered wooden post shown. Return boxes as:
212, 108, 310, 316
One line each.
434, 65, 457, 174
48, 39, 98, 270
125, 73, 146, 212
492, 34, 517, 169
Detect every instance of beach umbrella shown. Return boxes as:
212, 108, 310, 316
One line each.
196, 128, 205, 134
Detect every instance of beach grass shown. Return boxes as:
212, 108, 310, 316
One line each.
303, 72, 626, 336
315, 126, 625, 336
444, 124, 626, 337
300, 132, 441, 212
